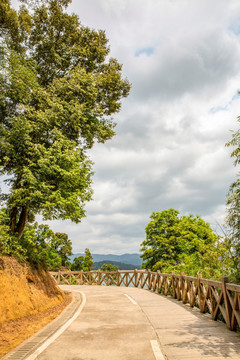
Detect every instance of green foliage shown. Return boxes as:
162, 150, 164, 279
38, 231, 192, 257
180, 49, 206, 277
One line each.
83, 248, 93, 271
225, 118, 240, 283
71, 248, 93, 271
0, 0, 130, 239
71, 255, 84, 271
140, 209, 226, 279
0, 205, 72, 269
0, 208, 26, 260
92, 260, 136, 270
52, 232, 72, 267
100, 263, 119, 272
20, 222, 72, 270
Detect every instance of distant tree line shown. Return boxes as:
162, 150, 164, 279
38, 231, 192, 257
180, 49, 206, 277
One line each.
92, 260, 136, 271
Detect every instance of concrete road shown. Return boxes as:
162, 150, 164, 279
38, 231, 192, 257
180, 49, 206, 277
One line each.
31, 285, 240, 360
34, 285, 159, 360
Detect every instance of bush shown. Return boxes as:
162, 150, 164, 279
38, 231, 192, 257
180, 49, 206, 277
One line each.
0, 209, 26, 261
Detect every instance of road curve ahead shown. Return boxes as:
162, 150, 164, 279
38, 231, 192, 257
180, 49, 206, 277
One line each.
32, 285, 159, 360
29, 285, 240, 360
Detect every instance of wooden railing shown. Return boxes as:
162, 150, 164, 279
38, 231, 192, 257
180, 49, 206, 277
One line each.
50, 269, 240, 332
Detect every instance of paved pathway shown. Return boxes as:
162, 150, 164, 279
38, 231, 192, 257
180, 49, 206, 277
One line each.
9, 285, 240, 360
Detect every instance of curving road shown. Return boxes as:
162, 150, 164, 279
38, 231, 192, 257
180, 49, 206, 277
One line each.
5, 285, 240, 360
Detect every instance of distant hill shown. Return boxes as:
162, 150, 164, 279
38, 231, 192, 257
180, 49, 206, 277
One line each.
70, 253, 142, 267
92, 260, 137, 270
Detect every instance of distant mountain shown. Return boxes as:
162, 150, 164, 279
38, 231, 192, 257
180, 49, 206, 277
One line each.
70, 253, 142, 267
92, 260, 137, 270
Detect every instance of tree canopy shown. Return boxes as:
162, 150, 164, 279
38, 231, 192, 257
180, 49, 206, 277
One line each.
100, 263, 119, 272
71, 248, 93, 271
0, 0, 130, 239
225, 116, 240, 282
18, 221, 72, 270
140, 209, 225, 279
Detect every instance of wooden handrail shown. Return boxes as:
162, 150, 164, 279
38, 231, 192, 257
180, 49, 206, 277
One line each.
49, 269, 240, 332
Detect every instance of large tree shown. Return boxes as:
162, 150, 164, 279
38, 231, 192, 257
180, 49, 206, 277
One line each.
0, 0, 130, 238
140, 209, 224, 278
225, 119, 240, 282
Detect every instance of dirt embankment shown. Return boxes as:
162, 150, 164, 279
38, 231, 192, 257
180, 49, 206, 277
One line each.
0, 256, 72, 358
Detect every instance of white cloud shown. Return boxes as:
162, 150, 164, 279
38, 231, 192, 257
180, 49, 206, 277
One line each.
8, 0, 240, 254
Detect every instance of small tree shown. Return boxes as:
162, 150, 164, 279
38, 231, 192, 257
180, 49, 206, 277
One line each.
71, 255, 85, 271
101, 263, 119, 272
71, 248, 93, 271
20, 222, 72, 270
83, 248, 93, 271
51, 232, 72, 267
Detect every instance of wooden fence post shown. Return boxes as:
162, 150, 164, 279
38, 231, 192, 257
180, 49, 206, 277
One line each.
80, 270, 83, 285
57, 271, 60, 285
134, 269, 138, 287
189, 279, 195, 307
222, 276, 232, 330
172, 272, 176, 299
197, 273, 203, 312
157, 270, 161, 293
152, 272, 156, 292
176, 273, 182, 301
181, 272, 187, 303
148, 269, 152, 290
117, 270, 120, 286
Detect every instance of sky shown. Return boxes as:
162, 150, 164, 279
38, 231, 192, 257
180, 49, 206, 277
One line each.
7, 0, 240, 254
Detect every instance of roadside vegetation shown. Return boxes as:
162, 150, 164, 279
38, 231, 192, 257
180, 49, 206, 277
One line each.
139, 106, 240, 284
0, 0, 130, 269
0, 1, 130, 353
140, 209, 235, 281
0, 0, 240, 286
0, 255, 72, 357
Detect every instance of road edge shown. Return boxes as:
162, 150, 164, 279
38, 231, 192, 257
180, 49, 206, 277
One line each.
2, 291, 85, 360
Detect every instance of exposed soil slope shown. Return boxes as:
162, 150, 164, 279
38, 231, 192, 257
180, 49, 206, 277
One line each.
0, 256, 71, 358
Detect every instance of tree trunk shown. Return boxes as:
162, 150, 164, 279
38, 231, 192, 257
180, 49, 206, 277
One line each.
9, 206, 18, 233
16, 207, 28, 239
9, 173, 23, 234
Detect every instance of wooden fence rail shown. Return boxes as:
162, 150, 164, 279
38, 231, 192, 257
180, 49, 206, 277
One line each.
50, 269, 240, 332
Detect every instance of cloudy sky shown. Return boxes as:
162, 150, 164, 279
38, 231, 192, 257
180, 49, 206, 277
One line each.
10, 0, 240, 254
